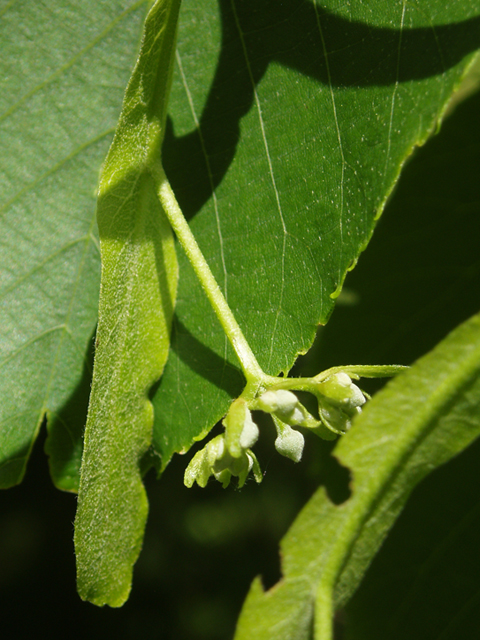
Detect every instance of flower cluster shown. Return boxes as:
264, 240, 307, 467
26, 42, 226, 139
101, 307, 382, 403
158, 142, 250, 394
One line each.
315, 372, 367, 434
184, 372, 369, 488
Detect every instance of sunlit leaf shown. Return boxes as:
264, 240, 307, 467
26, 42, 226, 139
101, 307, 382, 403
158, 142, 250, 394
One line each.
153, 0, 480, 466
0, 0, 149, 489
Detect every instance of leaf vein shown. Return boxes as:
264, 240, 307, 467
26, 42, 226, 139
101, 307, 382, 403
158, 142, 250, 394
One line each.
230, 0, 287, 371
314, 2, 346, 286
383, 1, 406, 181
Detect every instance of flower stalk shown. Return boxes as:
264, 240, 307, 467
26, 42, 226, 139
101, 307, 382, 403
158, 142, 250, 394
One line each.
153, 169, 407, 488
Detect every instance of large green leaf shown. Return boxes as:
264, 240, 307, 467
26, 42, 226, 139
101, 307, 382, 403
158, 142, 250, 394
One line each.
314, 62, 480, 374
233, 310, 480, 640
0, 0, 149, 489
152, 0, 480, 467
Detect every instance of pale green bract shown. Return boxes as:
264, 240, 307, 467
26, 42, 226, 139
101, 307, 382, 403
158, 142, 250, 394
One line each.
74, 0, 181, 608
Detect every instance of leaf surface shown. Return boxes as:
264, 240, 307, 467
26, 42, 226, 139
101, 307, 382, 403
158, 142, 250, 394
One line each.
0, 0, 149, 489
153, 0, 480, 466
74, 0, 180, 607
233, 310, 480, 640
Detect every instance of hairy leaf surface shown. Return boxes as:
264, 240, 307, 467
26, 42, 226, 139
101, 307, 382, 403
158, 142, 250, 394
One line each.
74, 0, 180, 607
344, 436, 480, 639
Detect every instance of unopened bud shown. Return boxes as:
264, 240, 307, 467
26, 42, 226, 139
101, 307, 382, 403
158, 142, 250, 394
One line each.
317, 373, 366, 412
223, 398, 259, 457
272, 415, 305, 463
258, 389, 298, 414
257, 389, 316, 427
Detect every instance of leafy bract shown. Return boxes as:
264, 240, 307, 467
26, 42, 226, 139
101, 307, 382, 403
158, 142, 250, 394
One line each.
152, 0, 480, 467
74, 0, 180, 607
233, 310, 480, 640
0, 0, 148, 489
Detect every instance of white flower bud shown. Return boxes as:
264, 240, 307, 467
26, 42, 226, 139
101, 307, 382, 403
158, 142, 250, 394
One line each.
239, 410, 260, 449
273, 417, 305, 463
317, 373, 366, 413
334, 372, 353, 386
257, 389, 298, 414
184, 431, 263, 489
257, 389, 316, 428
348, 384, 366, 409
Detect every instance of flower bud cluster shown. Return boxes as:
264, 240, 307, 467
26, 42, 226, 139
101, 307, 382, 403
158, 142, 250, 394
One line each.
184, 372, 369, 488
315, 372, 367, 434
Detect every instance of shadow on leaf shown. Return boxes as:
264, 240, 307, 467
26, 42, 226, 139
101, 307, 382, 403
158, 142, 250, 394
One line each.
164, 0, 480, 219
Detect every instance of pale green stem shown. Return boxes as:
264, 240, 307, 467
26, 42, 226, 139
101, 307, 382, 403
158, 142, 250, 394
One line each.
153, 166, 265, 384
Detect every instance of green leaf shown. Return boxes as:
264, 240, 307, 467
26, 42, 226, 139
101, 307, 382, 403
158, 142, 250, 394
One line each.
317, 65, 480, 372
152, 0, 480, 467
74, 0, 180, 607
233, 310, 480, 640
0, 0, 149, 489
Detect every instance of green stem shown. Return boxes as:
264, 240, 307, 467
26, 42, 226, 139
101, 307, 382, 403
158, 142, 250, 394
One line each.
154, 166, 266, 384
